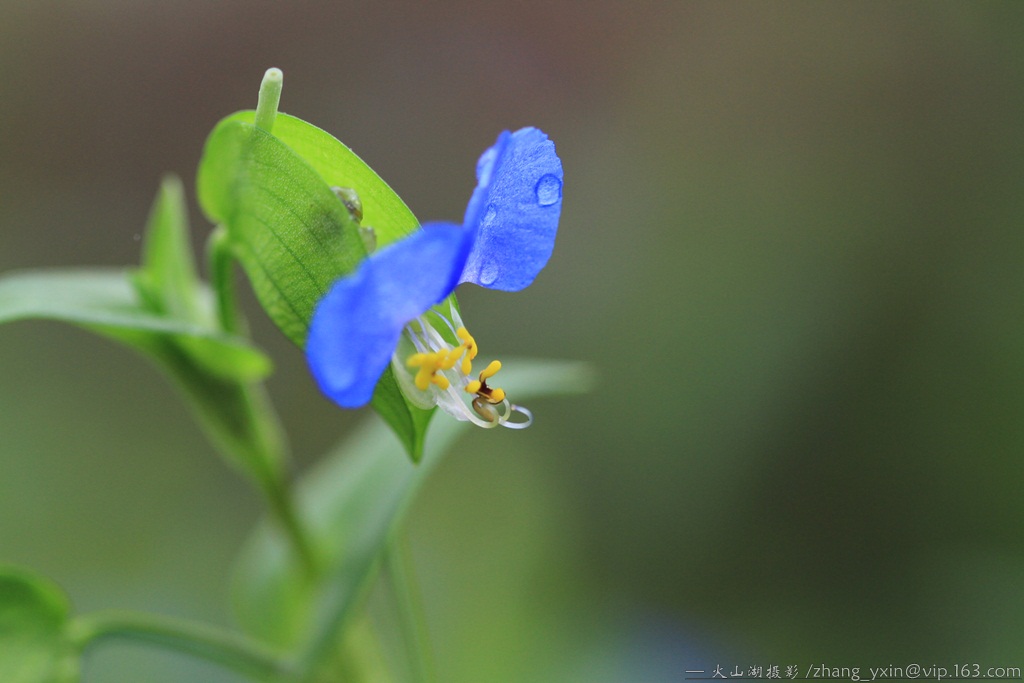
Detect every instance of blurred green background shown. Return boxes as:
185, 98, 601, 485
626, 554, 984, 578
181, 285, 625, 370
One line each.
3, 2, 1024, 680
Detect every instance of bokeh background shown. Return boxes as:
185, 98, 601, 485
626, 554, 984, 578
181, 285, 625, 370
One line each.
3, 2, 1024, 680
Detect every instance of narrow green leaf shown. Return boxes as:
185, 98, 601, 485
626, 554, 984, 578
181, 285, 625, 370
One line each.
135, 175, 207, 326
0, 566, 77, 683
0, 268, 282, 484
135, 176, 269, 381
0, 269, 270, 381
230, 360, 595, 651
196, 111, 441, 460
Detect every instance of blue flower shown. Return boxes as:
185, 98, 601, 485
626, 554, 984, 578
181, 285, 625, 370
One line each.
306, 127, 563, 428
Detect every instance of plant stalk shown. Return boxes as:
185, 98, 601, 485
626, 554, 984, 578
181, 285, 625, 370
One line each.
72, 610, 293, 682
385, 534, 436, 683
206, 224, 240, 335
262, 469, 320, 579
205, 224, 318, 578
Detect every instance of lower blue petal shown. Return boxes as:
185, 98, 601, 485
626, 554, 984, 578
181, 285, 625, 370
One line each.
307, 222, 471, 408
459, 127, 563, 292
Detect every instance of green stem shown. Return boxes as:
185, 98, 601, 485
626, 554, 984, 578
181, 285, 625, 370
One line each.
205, 226, 317, 577
72, 610, 293, 682
255, 68, 283, 133
206, 224, 240, 335
262, 470, 320, 579
385, 534, 436, 683
234, 383, 319, 579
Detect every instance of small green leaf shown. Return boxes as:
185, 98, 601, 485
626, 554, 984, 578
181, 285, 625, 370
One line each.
134, 175, 207, 326
134, 175, 272, 383
230, 360, 595, 651
0, 566, 78, 683
196, 110, 443, 460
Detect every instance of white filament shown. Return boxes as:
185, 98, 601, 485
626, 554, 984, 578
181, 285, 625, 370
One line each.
391, 302, 530, 430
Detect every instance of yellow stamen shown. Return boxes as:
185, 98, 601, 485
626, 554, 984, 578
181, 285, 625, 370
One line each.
439, 348, 459, 370
407, 349, 453, 391
468, 360, 506, 404
456, 327, 477, 375
414, 371, 430, 391
403, 323, 511, 408
456, 327, 475, 351
480, 360, 501, 380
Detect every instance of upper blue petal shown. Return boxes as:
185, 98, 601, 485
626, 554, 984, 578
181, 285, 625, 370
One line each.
306, 222, 472, 408
459, 127, 563, 292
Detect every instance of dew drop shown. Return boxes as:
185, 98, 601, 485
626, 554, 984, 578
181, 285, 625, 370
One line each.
535, 174, 562, 206
478, 261, 499, 286
482, 203, 497, 225
331, 186, 363, 222
359, 225, 377, 253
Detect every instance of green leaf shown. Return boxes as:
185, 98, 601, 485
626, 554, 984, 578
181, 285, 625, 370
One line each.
196, 117, 367, 347
240, 112, 421, 249
0, 269, 269, 381
1, 175, 291, 496
0, 566, 78, 683
0, 268, 282, 483
370, 366, 434, 463
135, 175, 274, 385
196, 110, 442, 461
144, 339, 287, 487
134, 175, 207, 326
229, 360, 595, 653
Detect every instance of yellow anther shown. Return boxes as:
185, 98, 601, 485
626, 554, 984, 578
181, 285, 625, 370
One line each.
464, 360, 506, 404
455, 327, 478, 375
407, 350, 453, 391
456, 327, 475, 356
480, 360, 502, 380
414, 365, 434, 390
403, 325, 501, 399
439, 348, 459, 370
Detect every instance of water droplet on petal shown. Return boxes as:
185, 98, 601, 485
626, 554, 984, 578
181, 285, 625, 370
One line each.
483, 204, 497, 225
535, 174, 562, 206
479, 261, 499, 286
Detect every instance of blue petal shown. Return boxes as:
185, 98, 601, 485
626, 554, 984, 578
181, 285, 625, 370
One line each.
459, 127, 563, 292
306, 222, 472, 408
